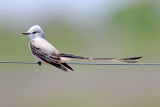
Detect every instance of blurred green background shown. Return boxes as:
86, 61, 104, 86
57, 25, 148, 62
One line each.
1, 0, 160, 107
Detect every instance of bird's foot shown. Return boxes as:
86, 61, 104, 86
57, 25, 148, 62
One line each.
37, 61, 42, 66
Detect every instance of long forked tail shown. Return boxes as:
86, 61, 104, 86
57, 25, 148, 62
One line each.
59, 53, 142, 62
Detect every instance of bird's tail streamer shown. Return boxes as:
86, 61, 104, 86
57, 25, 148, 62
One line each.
59, 53, 142, 63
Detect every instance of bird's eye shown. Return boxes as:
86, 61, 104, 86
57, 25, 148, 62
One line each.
32, 31, 36, 34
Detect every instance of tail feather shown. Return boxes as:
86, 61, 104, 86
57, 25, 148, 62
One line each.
60, 53, 142, 62
60, 53, 89, 59
117, 56, 142, 60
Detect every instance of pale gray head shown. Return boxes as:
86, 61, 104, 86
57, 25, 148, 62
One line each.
22, 25, 45, 40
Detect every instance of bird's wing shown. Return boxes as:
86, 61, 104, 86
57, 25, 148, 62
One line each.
29, 43, 71, 72
29, 43, 60, 63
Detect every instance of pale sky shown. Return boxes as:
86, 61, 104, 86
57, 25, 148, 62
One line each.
0, 0, 140, 27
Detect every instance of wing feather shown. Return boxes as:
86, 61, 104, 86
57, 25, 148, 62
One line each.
29, 43, 71, 72
30, 43, 60, 63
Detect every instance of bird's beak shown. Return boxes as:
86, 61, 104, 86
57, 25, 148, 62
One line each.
22, 32, 31, 35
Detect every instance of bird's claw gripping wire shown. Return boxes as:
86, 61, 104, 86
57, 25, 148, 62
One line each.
37, 61, 42, 66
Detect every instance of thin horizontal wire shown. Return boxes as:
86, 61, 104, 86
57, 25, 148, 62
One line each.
0, 61, 160, 65
0, 61, 37, 64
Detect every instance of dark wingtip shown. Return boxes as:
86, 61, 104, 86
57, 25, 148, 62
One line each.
59, 66, 68, 72
61, 63, 74, 71
49, 62, 68, 72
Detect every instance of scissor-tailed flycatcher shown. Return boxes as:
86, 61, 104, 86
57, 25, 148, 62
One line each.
22, 25, 142, 72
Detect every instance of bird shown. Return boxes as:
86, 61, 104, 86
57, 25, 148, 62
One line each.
22, 25, 142, 72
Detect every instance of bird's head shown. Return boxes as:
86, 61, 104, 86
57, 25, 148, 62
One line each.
22, 25, 45, 40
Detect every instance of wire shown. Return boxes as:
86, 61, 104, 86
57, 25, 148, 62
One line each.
0, 61, 37, 64
0, 61, 160, 65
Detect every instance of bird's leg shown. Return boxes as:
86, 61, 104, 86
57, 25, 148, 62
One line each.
37, 61, 42, 66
